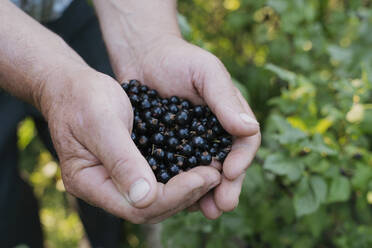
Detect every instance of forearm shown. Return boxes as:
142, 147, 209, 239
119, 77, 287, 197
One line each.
92, 0, 181, 79
0, 1, 87, 112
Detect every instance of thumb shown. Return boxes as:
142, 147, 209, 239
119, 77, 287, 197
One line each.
83, 116, 158, 209
196, 56, 259, 137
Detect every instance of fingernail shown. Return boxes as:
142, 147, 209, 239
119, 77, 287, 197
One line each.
240, 113, 259, 125
128, 178, 150, 204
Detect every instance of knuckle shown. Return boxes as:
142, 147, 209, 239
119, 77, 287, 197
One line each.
109, 156, 131, 178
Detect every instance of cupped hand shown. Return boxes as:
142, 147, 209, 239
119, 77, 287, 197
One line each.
38, 66, 221, 223
112, 36, 261, 219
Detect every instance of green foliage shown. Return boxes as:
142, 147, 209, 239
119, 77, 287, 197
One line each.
161, 0, 372, 247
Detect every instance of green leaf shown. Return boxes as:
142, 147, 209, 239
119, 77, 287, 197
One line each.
271, 115, 307, 144
294, 177, 319, 217
264, 153, 302, 182
265, 64, 296, 84
328, 176, 351, 203
351, 163, 372, 189
310, 175, 327, 204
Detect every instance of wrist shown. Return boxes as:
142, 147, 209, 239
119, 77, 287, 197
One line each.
36, 61, 96, 121
93, 0, 182, 80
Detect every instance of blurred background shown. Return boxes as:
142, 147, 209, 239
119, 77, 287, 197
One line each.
17, 0, 372, 247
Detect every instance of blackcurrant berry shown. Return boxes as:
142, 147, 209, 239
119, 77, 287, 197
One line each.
147, 118, 160, 131
176, 156, 185, 167
162, 112, 176, 126
180, 143, 193, 156
140, 85, 149, 92
186, 156, 198, 168
168, 104, 179, 114
209, 147, 218, 156
129, 79, 140, 87
151, 133, 165, 145
151, 106, 163, 118
216, 151, 227, 162
129, 86, 139, 94
147, 89, 158, 98
138, 135, 149, 147
180, 100, 191, 109
153, 148, 165, 160
157, 170, 170, 184
199, 151, 212, 165
178, 128, 190, 139
167, 137, 180, 150
147, 156, 158, 170
129, 94, 140, 105
169, 164, 180, 175
121, 82, 129, 92
195, 124, 206, 135
176, 111, 190, 125
192, 136, 206, 149
141, 99, 152, 110
170, 96, 180, 104
136, 122, 147, 134
165, 151, 177, 163
221, 137, 232, 147
194, 105, 203, 117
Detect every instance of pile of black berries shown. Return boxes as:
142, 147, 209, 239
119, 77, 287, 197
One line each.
122, 80, 232, 183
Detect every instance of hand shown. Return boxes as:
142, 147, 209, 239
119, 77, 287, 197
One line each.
112, 36, 261, 219
38, 67, 221, 223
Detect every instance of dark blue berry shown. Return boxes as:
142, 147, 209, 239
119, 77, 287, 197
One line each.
138, 135, 149, 147
212, 125, 222, 135
192, 136, 206, 148
151, 106, 163, 118
187, 156, 198, 168
199, 151, 212, 165
170, 96, 180, 104
129, 86, 139, 94
153, 148, 165, 160
129, 79, 140, 87
178, 128, 190, 139
169, 164, 180, 175
221, 137, 232, 147
157, 170, 170, 184
151, 133, 165, 145
176, 156, 185, 167
167, 137, 180, 150
140, 85, 149, 92
121, 82, 129, 92
209, 147, 218, 156
180, 143, 193, 156
141, 99, 152, 109
176, 111, 190, 125
147, 156, 158, 170
194, 105, 203, 117
195, 124, 206, 135
216, 151, 227, 162
129, 94, 140, 105
165, 151, 176, 163
136, 122, 147, 134
168, 104, 179, 113
207, 116, 218, 128
162, 112, 176, 126
148, 89, 158, 98
180, 100, 191, 109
